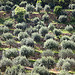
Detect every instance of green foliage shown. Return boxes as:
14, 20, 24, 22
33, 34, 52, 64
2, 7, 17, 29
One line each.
33, 17, 40, 24
15, 6, 26, 22
53, 29, 62, 36
4, 65, 25, 75
69, 4, 75, 9
44, 39, 59, 50
58, 15, 67, 23
6, 1, 13, 7
0, 41, 2, 47
48, 23, 55, 31
65, 25, 73, 32
20, 45, 34, 58
12, 56, 29, 66
71, 34, 75, 42
42, 14, 49, 22
19, 1, 27, 7
18, 32, 29, 40
39, 27, 48, 36
3, 48, 19, 59
54, 6, 62, 15
72, 9, 75, 17
41, 50, 54, 57
4, 5, 11, 12
59, 49, 74, 59
61, 40, 75, 50
2, 33, 13, 41
4, 20, 13, 27
32, 33, 41, 42
21, 38, 34, 47
44, 5, 50, 13
32, 66, 50, 75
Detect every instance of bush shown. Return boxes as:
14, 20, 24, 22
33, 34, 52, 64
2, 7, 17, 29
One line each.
0, 41, 2, 47
61, 40, 75, 50
15, 6, 26, 22
36, 5, 42, 13
6, 1, 13, 7
12, 56, 29, 66
19, 1, 27, 7
59, 49, 74, 59
24, 12, 30, 20
69, 4, 75, 9
71, 35, 75, 42
12, 4, 19, 10
26, 4, 34, 13
16, 22, 27, 30
4, 65, 25, 75
14, 29, 22, 36
53, 29, 62, 36
32, 66, 50, 75
32, 33, 41, 42
53, 6, 62, 15
44, 39, 59, 50
0, 6, 5, 11
26, 73, 39, 75
3, 48, 19, 59
2, 33, 13, 41
4, 5, 11, 12
21, 38, 34, 47
72, 9, 75, 17
33, 17, 40, 24
0, 26, 3, 34
20, 45, 34, 58
42, 14, 49, 22
41, 50, 54, 57
44, 5, 50, 13
3, 26, 9, 33
65, 25, 73, 32
60, 35, 70, 42
18, 32, 29, 40
44, 34, 54, 40
62, 62, 71, 70
33, 56, 55, 69
4, 20, 13, 27
58, 15, 67, 23
6, 39, 16, 48
39, 27, 48, 36
48, 23, 55, 31
0, 58, 12, 71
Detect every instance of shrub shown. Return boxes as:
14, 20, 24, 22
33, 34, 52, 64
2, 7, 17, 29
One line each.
26, 73, 39, 75
19, 1, 27, 7
72, 9, 75, 17
44, 39, 59, 50
33, 56, 55, 69
4, 65, 25, 75
44, 34, 54, 40
16, 22, 27, 30
32, 66, 50, 75
18, 32, 29, 40
0, 26, 3, 34
0, 6, 5, 11
0, 58, 12, 71
32, 33, 41, 42
61, 40, 75, 50
3, 48, 19, 59
33, 17, 40, 24
21, 38, 34, 47
60, 35, 70, 42
15, 6, 26, 22
53, 29, 62, 36
14, 29, 22, 36
2, 33, 13, 41
4, 5, 11, 12
59, 49, 74, 59
0, 41, 2, 47
12, 4, 19, 10
3, 26, 9, 33
42, 14, 49, 22
69, 4, 75, 9
12, 56, 29, 66
24, 12, 30, 20
65, 25, 73, 32
4, 20, 13, 27
26, 4, 34, 13
48, 23, 55, 31
53, 6, 62, 15
58, 15, 67, 23
37, 21, 45, 26
6, 1, 13, 7
62, 62, 71, 70
44, 5, 50, 13
6, 39, 16, 48
71, 35, 75, 42
41, 50, 54, 57
39, 27, 48, 36
36, 5, 42, 13
20, 45, 34, 57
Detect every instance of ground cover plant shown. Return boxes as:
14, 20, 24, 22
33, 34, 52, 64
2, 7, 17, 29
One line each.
0, 0, 75, 75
